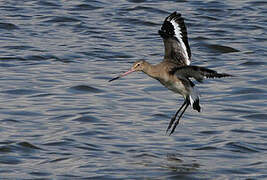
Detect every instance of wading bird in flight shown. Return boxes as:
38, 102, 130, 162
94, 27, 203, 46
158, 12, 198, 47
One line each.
109, 12, 232, 135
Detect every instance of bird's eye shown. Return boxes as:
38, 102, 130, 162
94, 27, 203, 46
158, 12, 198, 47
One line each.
136, 63, 140, 67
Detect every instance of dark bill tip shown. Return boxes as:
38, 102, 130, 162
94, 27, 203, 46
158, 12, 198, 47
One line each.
109, 76, 120, 82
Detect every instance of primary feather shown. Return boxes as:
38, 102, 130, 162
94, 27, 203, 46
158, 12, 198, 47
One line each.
159, 12, 191, 66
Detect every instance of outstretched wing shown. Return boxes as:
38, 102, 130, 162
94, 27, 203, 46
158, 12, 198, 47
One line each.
170, 66, 233, 83
159, 12, 191, 66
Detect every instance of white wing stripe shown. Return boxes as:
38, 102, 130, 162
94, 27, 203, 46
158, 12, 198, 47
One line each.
170, 19, 190, 65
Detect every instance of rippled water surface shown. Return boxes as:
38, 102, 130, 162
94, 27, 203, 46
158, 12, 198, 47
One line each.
0, 0, 266, 179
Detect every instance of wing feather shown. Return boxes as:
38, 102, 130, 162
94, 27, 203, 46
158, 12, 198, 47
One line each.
159, 12, 191, 66
171, 66, 233, 82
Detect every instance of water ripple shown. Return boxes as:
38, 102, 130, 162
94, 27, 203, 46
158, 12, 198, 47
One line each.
205, 44, 239, 54
0, 156, 22, 165
1, 89, 42, 95
44, 16, 81, 23
72, 115, 100, 123
0, 0, 266, 179
69, 85, 104, 94
225, 142, 260, 153
0, 22, 19, 30
72, 4, 103, 11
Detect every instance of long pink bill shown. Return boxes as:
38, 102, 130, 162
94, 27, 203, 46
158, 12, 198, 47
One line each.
109, 69, 135, 82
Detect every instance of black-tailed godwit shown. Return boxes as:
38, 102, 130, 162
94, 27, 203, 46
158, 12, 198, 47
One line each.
109, 12, 232, 135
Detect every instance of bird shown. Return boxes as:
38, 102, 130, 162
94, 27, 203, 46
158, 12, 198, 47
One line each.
109, 11, 232, 135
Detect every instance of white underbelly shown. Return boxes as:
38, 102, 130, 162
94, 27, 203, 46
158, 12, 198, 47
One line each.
157, 78, 199, 107
160, 80, 187, 96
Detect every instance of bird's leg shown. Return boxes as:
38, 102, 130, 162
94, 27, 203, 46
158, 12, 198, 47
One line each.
169, 102, 189, 136
166, 100, 187, 134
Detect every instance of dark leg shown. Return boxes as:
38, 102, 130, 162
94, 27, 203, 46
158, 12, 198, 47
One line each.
169, 102, 189, 136
166, 100, 187, 134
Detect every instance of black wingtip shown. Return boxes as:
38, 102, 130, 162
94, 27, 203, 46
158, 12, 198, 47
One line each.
159, 12, 183, 39
168, 11, 182, 19
213, 73, 233, 79
221, 73, 234, 77
199, 67, 234, 79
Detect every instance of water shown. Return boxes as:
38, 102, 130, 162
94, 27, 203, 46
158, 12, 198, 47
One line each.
0, 0, 266, 179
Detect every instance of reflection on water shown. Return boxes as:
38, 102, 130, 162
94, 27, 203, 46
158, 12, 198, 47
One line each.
0, 0, 266, 179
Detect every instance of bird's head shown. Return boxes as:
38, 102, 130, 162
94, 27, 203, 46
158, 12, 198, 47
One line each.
109, 60, 146, 82
131, 60, 146, 72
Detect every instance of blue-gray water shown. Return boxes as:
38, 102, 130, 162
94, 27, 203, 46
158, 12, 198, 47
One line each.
0, 0, 266, 179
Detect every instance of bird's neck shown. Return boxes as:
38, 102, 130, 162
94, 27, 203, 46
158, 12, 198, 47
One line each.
142, 61, 160, 79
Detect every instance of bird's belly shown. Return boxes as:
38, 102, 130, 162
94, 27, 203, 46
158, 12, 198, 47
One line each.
160, 80, 187, 95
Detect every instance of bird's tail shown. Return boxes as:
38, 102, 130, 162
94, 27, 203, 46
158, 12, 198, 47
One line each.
173, 65, 232, 112
187, 85, 201, 112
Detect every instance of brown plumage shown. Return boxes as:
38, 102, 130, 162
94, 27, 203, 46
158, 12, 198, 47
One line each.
109, 12, 232, 135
